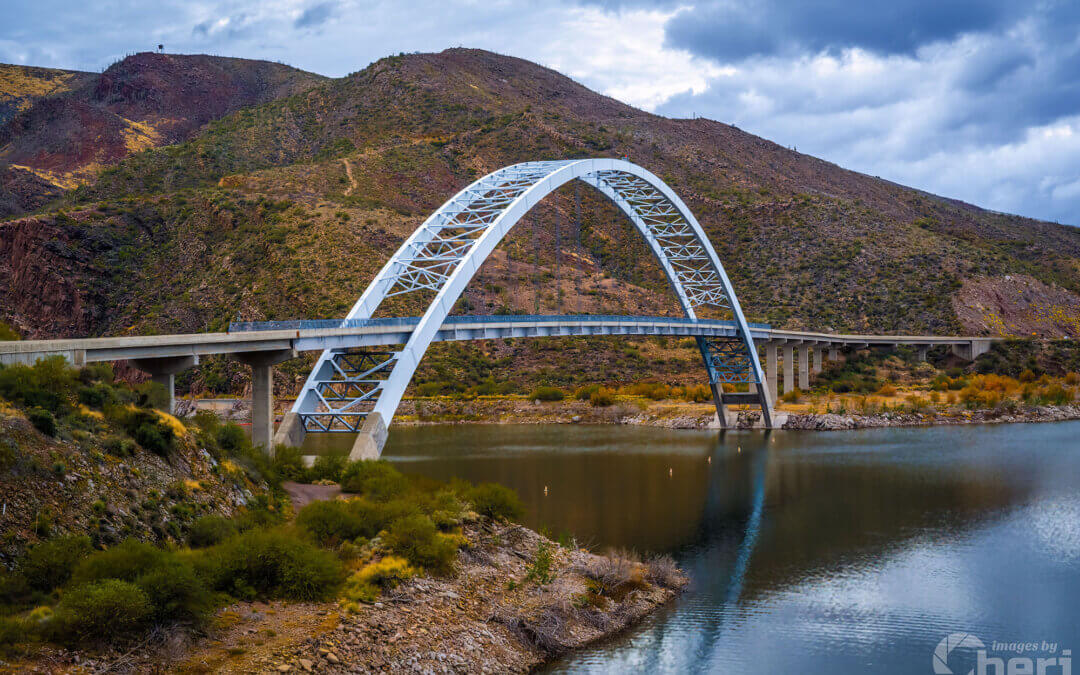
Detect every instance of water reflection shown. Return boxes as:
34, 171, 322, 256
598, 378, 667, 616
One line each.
307, 422, 1080, 674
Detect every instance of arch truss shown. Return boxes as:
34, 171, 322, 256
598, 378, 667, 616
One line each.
283, 159, 773, 458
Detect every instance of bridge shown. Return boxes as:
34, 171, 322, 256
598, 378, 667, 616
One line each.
0, 159, 995, 458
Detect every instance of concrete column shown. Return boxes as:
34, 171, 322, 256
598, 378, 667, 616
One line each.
235, 349, 297, 453
917, 346, 929, 362
798, 345, 809, 391
766, 343, 779, 402
829, 347, 839, 361
130, 355, 198, 414
783, 344, 794, 395
812, 347, 823, 375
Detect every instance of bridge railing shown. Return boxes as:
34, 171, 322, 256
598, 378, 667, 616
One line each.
228, 314, 772, 332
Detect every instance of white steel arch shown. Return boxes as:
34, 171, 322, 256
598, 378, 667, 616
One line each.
286, 158, 773, 456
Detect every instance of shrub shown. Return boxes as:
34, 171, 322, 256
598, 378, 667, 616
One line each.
529, 386, 565, 402
309, 454, 347, 483
574, 384, 601, 401
526, 540, 555, 585
382, 515, 457, 575
780, 389, 801, 403
133, 557, 213, 624
341, 556, 417, 609
188, 515, 239, 548
271, 445, 308, 482
340, 461, 408, 500
70, 539, 212, 625
645, 554, 682, 589
589, 387, 615, 407
217, 422, 248, 454
466, 483, 524, 521
296, 500, 368, 547
103, 434, 137, 457
26, 408, 56, 437
877, 384, 897, 396
50, 580, 152, 643
20, 536, 92, 592
203, 529, 343, 601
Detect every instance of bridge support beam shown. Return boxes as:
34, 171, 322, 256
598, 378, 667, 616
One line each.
350, 412, 388, 461
829, 347, 839, 361
798, 346, 810, 391
950, 339, 992, 361
766, 343, 778, 402
130, 355, 198, 415
235, 349, 297, 453
812, 347, 823, 375
917, 346, 929, 362
783, 345, 794, 395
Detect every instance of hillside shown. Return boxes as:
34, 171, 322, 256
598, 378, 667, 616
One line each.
2, 48, 1080, 396
0, 53, 326, 217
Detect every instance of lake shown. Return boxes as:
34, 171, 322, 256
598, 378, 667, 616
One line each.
308, 422, 1080, 674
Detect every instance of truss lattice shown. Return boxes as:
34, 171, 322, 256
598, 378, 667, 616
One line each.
291, 159, 772, 439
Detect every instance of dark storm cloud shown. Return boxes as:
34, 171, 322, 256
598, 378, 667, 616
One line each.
295, 2, 338, 29
664, 0, 1019, 61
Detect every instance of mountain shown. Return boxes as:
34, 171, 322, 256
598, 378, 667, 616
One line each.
1, 48, 1079, 395
0, 53, 327, 216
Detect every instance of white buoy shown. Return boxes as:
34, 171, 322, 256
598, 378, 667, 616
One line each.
543, 485, 549, 496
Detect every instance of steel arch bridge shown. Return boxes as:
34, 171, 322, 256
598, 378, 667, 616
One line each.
281, 158, 773, 458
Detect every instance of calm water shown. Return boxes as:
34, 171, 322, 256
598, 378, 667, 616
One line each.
307, 422, 1080, 674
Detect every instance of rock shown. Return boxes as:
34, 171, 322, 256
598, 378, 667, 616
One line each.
299, 658, 313, 671
326, 653, 340, 664
277, 665, 292, 672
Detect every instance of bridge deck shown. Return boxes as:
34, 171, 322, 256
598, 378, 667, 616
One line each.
0, 314, 991, 366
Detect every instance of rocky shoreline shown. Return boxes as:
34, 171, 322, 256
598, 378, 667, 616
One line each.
388, 398, 1080, 432
11, 521, 686, 674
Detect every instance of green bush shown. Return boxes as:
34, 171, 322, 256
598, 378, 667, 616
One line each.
529, 386, 565, 402
309, 454, 347, 482
383, 515, 457, 575
466, 483, 524, 521
296, 500, 368, 547
50, 579, 152, 643
26, 408, 56, 437
107, 407, 174, 456
574, 384, 601, 401
103, 434, 138, 457
0, 357, 75, 414
271, 445, 308, 482
188, 515, 239, 548
202, 528, 343, 601
70, 539, 212, 625
20, 536, 92, 592
340, 461, 408, 500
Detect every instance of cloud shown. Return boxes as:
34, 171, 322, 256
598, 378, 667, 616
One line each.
664, 0, 1019, 61
295, 1, 337, 29
1, 0, 1078, 223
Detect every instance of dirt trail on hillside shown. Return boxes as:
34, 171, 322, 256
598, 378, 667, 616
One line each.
342, 159, 357, 196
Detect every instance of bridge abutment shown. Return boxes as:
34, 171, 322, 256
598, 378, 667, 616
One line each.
350, 413, 387, 461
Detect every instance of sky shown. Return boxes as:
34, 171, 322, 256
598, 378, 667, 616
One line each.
3, 0, 1079, 225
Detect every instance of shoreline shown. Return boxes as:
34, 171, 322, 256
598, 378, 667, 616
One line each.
382, 398, 1080, 432
13, 521, 686, 674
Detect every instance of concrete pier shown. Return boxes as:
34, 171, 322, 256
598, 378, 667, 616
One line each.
236, 349, 297, 453
130, 355, 198, 414
783, 344, 794, 395
829, 347, 839, 361
766, 343, 779, 401
798, 345, 809, 390
813, 347, 823, 374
